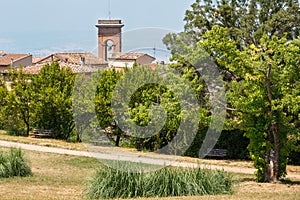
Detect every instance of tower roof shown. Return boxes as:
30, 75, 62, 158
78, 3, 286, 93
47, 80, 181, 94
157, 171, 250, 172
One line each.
96, 19, 124, 28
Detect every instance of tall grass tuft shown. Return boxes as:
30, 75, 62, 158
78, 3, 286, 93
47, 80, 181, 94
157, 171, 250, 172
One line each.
86, 164, 235, 199
0, 148, 32, 178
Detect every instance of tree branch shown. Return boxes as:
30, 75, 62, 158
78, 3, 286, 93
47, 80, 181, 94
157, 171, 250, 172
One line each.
266, 62, 272, 103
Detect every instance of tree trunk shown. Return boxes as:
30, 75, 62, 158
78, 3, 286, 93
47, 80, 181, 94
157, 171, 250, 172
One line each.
115, 133, 120, 147
264, 143, 271, 182
265, 63, 280, 183
22, 112, 30, 137
115, 127, 121, 147
25, 120, 30, 137
271, 124, 280, 183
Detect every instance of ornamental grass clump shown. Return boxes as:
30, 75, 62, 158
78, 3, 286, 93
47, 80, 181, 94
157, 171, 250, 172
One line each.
0, 148, 32, 178
86, 164, 235, 199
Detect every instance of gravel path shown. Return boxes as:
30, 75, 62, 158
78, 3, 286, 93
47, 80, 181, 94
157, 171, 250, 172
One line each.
0, 140, 299, 179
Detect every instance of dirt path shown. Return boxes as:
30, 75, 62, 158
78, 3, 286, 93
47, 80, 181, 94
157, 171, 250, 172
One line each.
0, 140, 299, 179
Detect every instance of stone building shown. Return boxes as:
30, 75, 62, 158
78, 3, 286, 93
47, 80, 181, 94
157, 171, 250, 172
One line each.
96, 20, 124, 61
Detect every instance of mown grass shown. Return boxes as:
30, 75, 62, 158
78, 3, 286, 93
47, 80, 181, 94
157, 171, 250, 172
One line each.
0, 148, 32, 178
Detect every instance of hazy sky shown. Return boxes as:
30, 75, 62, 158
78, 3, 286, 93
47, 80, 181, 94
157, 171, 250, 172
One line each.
0, 0, 195, 55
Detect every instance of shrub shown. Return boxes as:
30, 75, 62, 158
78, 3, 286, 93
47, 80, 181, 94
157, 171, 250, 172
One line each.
6, 127, 27, 136
0, 148, 32, 178
85, 164, 235, 199
185, 129, 250, 160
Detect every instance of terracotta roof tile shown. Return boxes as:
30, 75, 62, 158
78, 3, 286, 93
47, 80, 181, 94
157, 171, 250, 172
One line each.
24, 61, 107, 74
32, 56, 47, 64
110, 52, 154, 60
0, 54, 31, 65
36, 52, 106, 65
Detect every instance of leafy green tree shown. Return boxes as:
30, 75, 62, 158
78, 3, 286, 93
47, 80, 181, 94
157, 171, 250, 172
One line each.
72, 73, 100, 143
164, 0, 300, 52
3, 68, 33, 136
110, 65, 208, 155
95, 68, 123, 146
31, 62, 76, 140
163, 0, 300, 182
0, 75, 9, 130
198, 26, 300, 182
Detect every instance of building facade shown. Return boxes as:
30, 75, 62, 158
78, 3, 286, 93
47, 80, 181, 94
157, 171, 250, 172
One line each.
96, 20, 124, 61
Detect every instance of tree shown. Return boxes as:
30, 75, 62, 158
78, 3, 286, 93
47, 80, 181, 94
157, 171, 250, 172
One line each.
73, 72, 101, 143
163, 0, 300, 182
164, 0, 300, 52
0, 74, 9, 130
31, 62, 76, 141
94, 68, 123, 146
4, 68, 33, 136
198, 26, 300, 182
110, 65, 208, 155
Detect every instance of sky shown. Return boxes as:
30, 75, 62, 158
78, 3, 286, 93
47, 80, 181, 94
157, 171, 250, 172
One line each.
0, 0, 195, 56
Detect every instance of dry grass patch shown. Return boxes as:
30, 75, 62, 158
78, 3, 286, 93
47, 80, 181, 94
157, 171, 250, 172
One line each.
0, 130, 86, 151
175, 156, 254, 168
287, 165, 300, 174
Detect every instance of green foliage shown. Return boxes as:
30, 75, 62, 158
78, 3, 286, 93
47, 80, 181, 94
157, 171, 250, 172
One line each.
2, 68, 33, 136
95, 69, 123, 129
107, 65, 208, 155
93, 65, 208, 153
216, 130, 250, 160
1, 62, 77, 141
287, 131, 300, 165
163, 0, 300, 182
185, 129, 250, 160
0, 148, 32, 178
85, 165, 234, 199
198, 26, 300, 181
31, 62, 76, 140
94, 69, 123, 146
0, 75, 8, 130
164, 0, 300, 53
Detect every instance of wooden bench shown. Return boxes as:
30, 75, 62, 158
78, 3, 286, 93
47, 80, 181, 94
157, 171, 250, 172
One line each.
33, 129, 53, 138
206, 149, 227, 157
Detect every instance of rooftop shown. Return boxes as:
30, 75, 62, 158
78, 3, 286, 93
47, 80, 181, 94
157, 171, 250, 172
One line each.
23, 61, 105, 74
110, 52, 155, 60
32, 56, 47, 64
24, 52, 108, 74
98, 19, 122, 24
36, 52, 106, 65
0, 50, 7, 55
0, 54, 31, 65
96, 19, 124, 28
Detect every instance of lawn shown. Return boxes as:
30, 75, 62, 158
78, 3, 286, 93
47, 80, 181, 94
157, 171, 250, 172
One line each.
0, 147, 299, 200
0, 147, 97, 199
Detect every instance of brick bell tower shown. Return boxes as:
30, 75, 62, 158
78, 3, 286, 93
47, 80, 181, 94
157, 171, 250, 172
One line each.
96, 19, 124, 61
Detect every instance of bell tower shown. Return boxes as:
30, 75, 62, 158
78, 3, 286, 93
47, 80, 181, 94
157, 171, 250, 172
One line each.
96, 19, 124, 61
